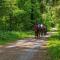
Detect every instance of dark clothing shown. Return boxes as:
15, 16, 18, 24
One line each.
34, 24, 40, 38
40, 24, 47, 35
34, 23, 47, 39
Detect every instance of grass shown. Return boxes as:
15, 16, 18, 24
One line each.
0, 31, 34, 45
47, 32, 60, 60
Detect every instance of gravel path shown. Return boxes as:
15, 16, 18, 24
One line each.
0, 32, 51, 60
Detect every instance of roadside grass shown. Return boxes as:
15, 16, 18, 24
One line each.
47, 33, 60, 60
0, 31, 34, 45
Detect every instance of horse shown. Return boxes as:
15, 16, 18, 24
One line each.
40, 24, 47, 36
34, 23, 47, 39
34, 23, 41, 39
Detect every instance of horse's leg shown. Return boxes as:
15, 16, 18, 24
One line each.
35, 31, 38, 39
44, 31, 46, 35
35, 31, 37, 38
43, 29, 45, 36
36, 33, 38, 39
41, 31, 43, 36
44, 29, 47, 35
37, 32, 39, 39
37, 31, 39, 39
38, 31, 40, 38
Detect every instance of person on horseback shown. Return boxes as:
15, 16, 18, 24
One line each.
34, 22, 41, 39
40, 23, 47, 35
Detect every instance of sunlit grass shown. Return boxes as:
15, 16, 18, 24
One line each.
47, 38, 60, 47
0, 31, 34, 45
47, 33, 60, 60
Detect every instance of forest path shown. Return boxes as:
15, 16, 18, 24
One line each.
0, 32, 54, 60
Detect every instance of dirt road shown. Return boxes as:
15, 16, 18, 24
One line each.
0, 33, 51, 60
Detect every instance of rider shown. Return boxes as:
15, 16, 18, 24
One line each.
34, 22, 40, 39
40, 23, 47, 35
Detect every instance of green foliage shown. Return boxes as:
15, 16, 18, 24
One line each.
0, 31, 34, 45
47, 33, 60, 60
0, 0, 60, 31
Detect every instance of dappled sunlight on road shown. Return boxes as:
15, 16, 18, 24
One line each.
0, 32, 52, 60
2, 33, 51, 49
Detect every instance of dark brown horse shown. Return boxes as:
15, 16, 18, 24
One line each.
34, 23, 40, 39
34, 23, 47, 39
40, 24, 47, 36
